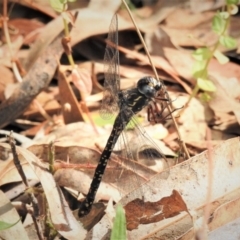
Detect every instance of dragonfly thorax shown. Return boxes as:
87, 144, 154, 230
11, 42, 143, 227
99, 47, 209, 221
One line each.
137, 76, 161, 99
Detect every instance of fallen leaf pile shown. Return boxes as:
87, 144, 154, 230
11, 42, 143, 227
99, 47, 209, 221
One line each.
0, 0, 240, 239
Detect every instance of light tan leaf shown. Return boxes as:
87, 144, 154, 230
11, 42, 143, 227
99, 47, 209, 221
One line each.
71, 67, 92, 98
16, 146, 87, 240
0, 190, 29, 240
92, 137, 240, 239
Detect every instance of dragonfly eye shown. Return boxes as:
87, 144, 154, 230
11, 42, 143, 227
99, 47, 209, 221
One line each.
137, 76, 161, 98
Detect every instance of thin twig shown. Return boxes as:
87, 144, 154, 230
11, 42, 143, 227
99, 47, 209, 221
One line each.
8, 132, 44, 240
2, 0, 22, 83
33, 99, 54, 123
121, 0, 158, 80
61, 12, 99, 135
48, 141, 55, 174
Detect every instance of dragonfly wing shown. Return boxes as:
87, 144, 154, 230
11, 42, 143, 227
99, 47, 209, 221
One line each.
100, 14, 120, 119
111, 108, 170, 201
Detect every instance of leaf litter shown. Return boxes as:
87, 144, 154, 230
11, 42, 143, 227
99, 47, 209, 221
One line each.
0, 1, 240, 239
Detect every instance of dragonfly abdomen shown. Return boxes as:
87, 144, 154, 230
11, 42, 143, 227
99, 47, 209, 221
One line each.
78, 113, 131, 216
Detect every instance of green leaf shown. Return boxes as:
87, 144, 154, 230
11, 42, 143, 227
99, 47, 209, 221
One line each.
219, 35, 237, 48
213, 50, 229, 64
49, 0, 65, 12
90, 111, 143, 129
192, 48, 211, 61
212, 12, 227, 34
219, 11, 230, 19
110, 205, 127, 240
89, 112, 115, 127
197, 78, 216, 92
192, 61, 207, 78
200, 92, 212, 102
226, 0, 239, 4
0, 219, 20, 231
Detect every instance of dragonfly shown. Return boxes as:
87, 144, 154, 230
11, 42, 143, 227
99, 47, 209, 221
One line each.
78, 14, 170, 218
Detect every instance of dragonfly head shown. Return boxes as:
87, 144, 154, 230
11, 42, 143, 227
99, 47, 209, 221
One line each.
137, 76, 162, 99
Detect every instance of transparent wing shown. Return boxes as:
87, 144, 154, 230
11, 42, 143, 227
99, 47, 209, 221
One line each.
127, 116, 170, 174
111, 107, 170, 204
100, 14, 120, 119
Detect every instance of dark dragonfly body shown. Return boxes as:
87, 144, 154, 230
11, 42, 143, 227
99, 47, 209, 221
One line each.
78, 77, 161, 217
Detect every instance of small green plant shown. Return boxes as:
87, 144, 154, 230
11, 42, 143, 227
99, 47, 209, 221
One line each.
49, 0, 77, 66
110, 204, 127, 240
0, 219, 20, 231
49, 0, 99, 134
49, 0, 76, 13
191, 0, 238, 102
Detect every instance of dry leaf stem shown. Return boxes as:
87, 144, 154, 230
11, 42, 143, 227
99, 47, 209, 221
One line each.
2, 0, 22, 82
8, 132, 44, 240
61, 11, 99, 135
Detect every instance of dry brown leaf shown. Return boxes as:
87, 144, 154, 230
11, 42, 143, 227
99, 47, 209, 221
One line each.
0, 26, 68, 128
189, 0, 225, 12
22, 90, 60, 119
0, 36, 23, 68
175, 94, 208, 142
79, 62, 159, 90
209, 192, 240, 231
162, 9, 217, 47
30, 119, 173, 158
0, 66, 15, 101
31, 121, 101, 147
163, 47, 240, 87
179, 188, 240, 239
92, 137, 240, 239
22, 10, 77, 71
58, 66, 84, 124
209, 57, 240, 80
125, 189, 189, 230
16, 144, 86, 239
70, 1, 126, 47
98, 41, 192, 93
165, 8, 214, 29
6, 18, 44, 45
119, 1, 180, 31
20, 120, 58, 139
9, 0, 58, 18
71, 67, 92, 98
163, 47, 195, 83
209, 76, 240, 126
0, 142, 86, 239
28, 143, 159, 202
0, 151, 38, 186
208, 195, 240, 240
